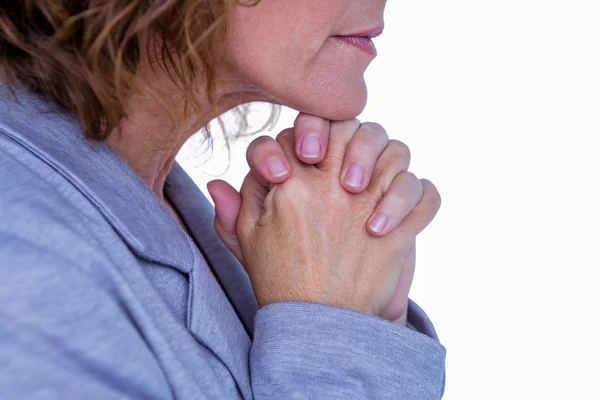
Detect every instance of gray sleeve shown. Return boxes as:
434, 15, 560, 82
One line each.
0, 235, 172, 400
1, 233, 445, 399
251, 302, 446, 400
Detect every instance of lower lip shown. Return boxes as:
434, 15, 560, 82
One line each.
334, 36, 377, 57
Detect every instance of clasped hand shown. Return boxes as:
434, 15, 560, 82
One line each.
207, 114, 440, 325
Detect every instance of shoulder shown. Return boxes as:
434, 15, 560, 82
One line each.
0, 216, 171, 399
0, 139, 172, 396
0, 133, 113, 274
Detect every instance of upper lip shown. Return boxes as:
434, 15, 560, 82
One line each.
337, 25, 384, 39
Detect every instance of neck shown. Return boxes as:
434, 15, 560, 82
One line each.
105, 69, 270, 203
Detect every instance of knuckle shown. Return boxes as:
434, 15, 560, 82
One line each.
246, 135, 275, 159
349, 138, 381, 157
402, 171, 419, 185
275, 127, 295, 148
331, 118, 361, 134
387, 190, 410, 211
275, 127, 294, 142
360, 122, 388, 139
372, 143, 411, 181
272, 179, 316, 211
421, 179, 442, 211
391, 172, 421, 202
387, 140, 411, 162
353, 123, 389, 151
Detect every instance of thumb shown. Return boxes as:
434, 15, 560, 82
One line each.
207, 179, 244, 263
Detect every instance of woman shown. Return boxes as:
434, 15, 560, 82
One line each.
0, 0, 445, 398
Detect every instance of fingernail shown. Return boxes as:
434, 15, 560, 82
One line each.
344, 163, 364, 188
300, 134, 320, 158
369, 213, 388, 233
266, 156, 288, 177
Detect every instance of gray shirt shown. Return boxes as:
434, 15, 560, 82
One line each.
0, 89, 446, 399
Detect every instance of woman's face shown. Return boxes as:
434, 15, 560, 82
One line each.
226, 0, 387, 120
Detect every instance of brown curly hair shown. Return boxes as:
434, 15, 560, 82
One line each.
0, 0, 277, 142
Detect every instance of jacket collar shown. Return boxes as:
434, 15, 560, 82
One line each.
0, 88, 194, 272
165, 163, 258, 336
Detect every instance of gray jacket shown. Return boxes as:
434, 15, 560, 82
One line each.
0, 89, 446, 399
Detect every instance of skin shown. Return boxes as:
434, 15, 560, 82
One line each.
225, 121, 440, 322
225, 0, 387, 121
106, 0, 441, 324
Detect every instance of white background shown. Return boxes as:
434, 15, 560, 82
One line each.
178, 1, 600, 398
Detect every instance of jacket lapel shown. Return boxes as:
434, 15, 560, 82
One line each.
165, 163, 259, 338
165, 164, 257, 399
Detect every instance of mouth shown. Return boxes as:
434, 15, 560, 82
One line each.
341, 26, 385, 39
333, 26, 384, 57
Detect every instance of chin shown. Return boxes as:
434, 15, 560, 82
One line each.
290, 82, 368, 121
307, 97, 367, 122
331, 97, 368, 121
